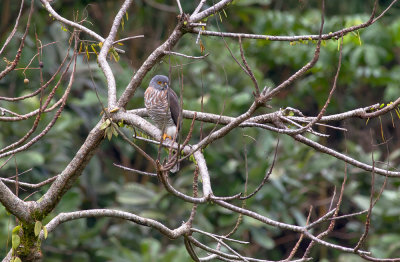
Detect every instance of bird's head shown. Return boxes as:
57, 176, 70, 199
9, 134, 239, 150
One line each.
150, 75, 169, 90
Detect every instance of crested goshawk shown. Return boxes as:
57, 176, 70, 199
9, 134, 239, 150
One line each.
144, 75, 182, 172
144, 75, 182, 139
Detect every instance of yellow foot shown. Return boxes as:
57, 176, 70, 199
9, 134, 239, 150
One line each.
162, 133, 172, 140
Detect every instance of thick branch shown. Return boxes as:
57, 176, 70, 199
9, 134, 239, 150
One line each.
97, 0, 133, 109
0, 182, 32, 222
42, 209, 190, 239
35, 122, 104, 217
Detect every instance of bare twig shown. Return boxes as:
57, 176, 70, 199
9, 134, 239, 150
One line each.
192, 0, 207, 16
113, 163, 157, 177
285, 34, 343, 135
189, 0, 234, 22
0, 0, 24, 55
240, 139, 279, 200
112, 35, 144, 45
163, 51, 209, 59
0, 45, 71, 102
97, 0, 133, 110
354, 152, 375, 251
176, 0, 183, 14
238, 36, 260, 96
0, 41, 78, 159
1, 176, 58, 189
0, 0, 34, 80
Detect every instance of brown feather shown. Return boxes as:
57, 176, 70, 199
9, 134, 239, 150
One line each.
168, 87, 182, 130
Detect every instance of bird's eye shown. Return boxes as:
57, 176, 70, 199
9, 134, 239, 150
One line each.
157, 81, 162, 85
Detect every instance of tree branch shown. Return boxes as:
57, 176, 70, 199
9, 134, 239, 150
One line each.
97, 0, 133, 110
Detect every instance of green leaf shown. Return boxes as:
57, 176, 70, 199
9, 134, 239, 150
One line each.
100, 119, 111, 130
85, 45, 90, 60
357, 32, 362, 45
218, 12, 223, 22
43, 226, 48, 239
34, 221, 42, 237
91, 44, 98, 56
106, 128, 113, 141
395, 108, 400, 120
111, 125, 118, 137
12, 225, 21, 235
12, 234, 20, 250
111, 48, 120, 62
13, 257, 22, 262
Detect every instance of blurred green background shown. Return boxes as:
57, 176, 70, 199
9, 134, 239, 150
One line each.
1, 0, 400, 261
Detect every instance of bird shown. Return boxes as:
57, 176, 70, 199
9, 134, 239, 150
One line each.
144, 75, 182, 172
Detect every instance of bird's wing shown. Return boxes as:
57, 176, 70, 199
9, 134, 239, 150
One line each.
168, 87, 182, 130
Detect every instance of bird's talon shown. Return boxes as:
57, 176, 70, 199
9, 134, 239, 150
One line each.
162, 133, 172, 140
